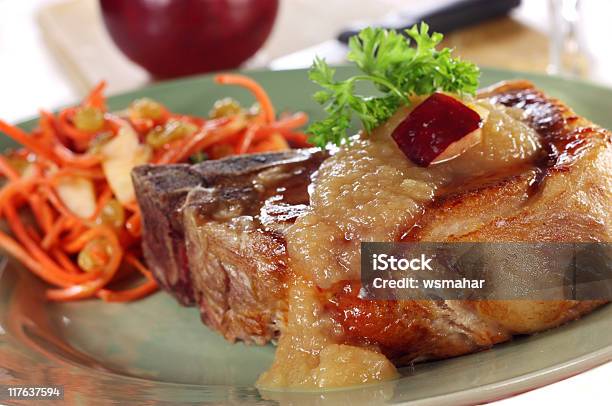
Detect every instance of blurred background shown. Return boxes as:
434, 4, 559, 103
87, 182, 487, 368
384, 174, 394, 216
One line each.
2, 0, 612, 123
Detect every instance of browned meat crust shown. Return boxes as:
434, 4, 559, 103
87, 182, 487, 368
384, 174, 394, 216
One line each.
133, 81, 610, 359
133, 149, 326, 343
409, 80, 611, 242
325, 81, 610, 362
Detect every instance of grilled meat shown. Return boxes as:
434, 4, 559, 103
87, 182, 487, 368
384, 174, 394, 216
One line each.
133, 81, 610, 358
133, 149, 327, 343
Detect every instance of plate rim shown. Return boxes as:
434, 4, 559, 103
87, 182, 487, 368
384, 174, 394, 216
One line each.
1, 67, 611, 404
407, 345, 612, 406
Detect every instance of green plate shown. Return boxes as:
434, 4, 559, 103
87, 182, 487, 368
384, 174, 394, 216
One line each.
0, 67, 610, 405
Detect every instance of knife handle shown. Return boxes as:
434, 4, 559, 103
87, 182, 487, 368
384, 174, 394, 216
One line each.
337, 0, 521, 44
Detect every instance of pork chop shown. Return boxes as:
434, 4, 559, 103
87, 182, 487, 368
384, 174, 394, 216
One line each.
133, 149, 327, 343
133, 80, 610, 359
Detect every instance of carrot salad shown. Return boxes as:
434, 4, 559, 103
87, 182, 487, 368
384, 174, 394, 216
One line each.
0, 74, 311, 302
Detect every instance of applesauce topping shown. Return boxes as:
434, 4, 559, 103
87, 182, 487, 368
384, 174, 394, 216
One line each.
288, 99, 541, 289
257, 279, 398, 389
257, 96, 542, 390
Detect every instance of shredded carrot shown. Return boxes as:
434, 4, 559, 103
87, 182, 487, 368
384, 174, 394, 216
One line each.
95, 252, 158, 302
125, 211, 142, 237
46, 226, 121, 301
25, 225, 42, 243
273, 112, 309, 129
124, 253, 153, 278
0, 76, 309, 303
129, 118, 154, 133
84, 81, 107, 110
0, 230, 49, 280
97, 278, 158, 302
61, 222, 88, 246
41, 216, 69, 250
32, 194, 55, 234
40, 111, 102, 168
4, 203, 97, 286
63, 227, 109, 253
0, 155, 20, 180
238, 124, 260, 154
56, 108, 96, 145
0, 120, 60, 164
158, 117, 245, 164
91, 186, 113, 220
250, 133, 290, 153
51, 247, 81, 274
28, 194, 52, 234
215, 74, 276, 123
45, 278, 107, 301
0, 177, 41, 209
281, 131, 311, 147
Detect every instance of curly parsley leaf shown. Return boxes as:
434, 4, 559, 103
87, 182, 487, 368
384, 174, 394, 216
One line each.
307, 23, 480, 147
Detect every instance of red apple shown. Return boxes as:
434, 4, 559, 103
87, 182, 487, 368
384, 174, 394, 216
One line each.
99, 0, 279, 78
391, 93, 483, 167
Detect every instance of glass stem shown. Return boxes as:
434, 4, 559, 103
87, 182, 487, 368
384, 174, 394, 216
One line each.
548, 0, 588, 77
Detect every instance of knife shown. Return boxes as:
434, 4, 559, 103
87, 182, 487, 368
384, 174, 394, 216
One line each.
269, 0, 521, 70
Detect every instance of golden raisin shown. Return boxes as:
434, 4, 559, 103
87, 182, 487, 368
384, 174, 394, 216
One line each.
146, 119, 197, 148
95, 199, 125, 229
77, 238, 111, 272
73, 106, 104, 132
209, 98, 243, 119
130, 98, 165, 120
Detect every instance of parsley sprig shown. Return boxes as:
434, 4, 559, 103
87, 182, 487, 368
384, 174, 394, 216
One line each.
307, 23, 480, 147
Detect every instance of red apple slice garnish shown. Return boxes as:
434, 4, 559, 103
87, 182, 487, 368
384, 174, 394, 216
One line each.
391, 93, 483, 167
